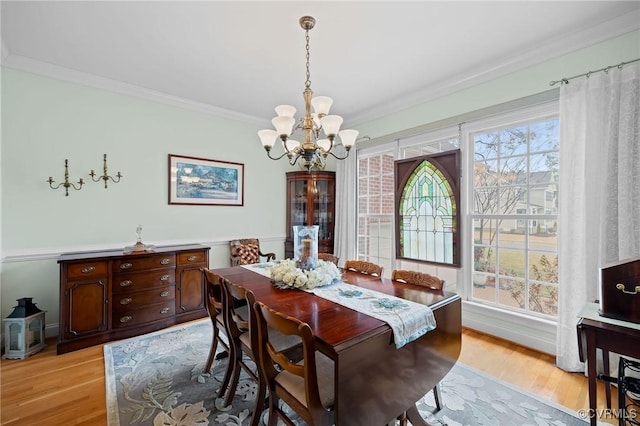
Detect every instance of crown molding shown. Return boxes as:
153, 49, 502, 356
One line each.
0, 53, 269, 127
1, 9, 637, 128
350, 10, 640, 126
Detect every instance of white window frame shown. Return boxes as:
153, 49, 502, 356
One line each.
355, 142, 398, 275
354, 91, 561, 354
461, 101, 559, 354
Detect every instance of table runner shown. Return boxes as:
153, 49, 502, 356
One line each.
242, 263, 437, 348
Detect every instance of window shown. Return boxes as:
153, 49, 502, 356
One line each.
356, 131, 459, 275
395, 151, 461, 266
355, 101, 558, 321
356, 150, 396, 274
469, 109, 559, 317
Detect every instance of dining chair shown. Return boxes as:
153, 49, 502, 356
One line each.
344, 259, 383, 277
253, 300, 335, 426
391, 269, 445, 291
317, 253, 340, 265
229, 238, 276, 266
200, 268, 231, 373
219, 279, 301, 426
392, 268, 445, 410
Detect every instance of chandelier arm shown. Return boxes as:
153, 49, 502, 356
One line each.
324, 148, 352, 161
265, 149, 295, 162
288, 151, 303, 166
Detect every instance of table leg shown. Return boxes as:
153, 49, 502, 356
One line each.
586, 328, 598, 426
602, 349, 612, 409
406, 404, 438, 426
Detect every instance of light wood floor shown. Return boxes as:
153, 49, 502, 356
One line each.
0, 326, 618, 425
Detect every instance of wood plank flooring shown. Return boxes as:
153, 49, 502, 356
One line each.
0, 326, 618, 425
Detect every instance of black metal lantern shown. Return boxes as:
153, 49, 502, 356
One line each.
2, 298, 46, 359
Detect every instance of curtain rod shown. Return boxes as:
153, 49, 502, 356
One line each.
549, 58, 640, 86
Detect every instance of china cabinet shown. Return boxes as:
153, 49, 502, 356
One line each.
285, 171, 335, 258
57, 244, 208, 354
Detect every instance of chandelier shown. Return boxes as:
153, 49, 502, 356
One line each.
258, 16, 358, 172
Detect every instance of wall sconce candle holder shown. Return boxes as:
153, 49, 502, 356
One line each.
89, 153, 122, 188
47, 159, 84, 196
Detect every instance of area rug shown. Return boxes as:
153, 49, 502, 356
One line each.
104, 319, 588, 426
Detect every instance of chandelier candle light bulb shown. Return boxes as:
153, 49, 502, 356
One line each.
258, 16, 359, 172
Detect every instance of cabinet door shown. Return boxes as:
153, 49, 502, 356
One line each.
289, 178, 308, 228
63, 279, 108, 339
286, 171, 336, 258
312, 179, 335, 240
177, 266, 205, 312
176, 250, 208, 313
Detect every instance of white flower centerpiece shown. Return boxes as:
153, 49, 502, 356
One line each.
270, 258, 342, 290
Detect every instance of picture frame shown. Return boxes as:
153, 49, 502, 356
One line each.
168, 154, 244, 206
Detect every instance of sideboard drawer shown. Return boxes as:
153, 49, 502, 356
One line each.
113, 286, 175, 311
112, 254, 176, 273
112, 303, 175, 329
113, 270, 175, 293
66, 261, 109, 280
177, 251, 207, 265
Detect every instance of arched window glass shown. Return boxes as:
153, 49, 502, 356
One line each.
395, 151, 460, 266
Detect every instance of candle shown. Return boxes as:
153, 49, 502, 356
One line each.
302, 238, 311, 258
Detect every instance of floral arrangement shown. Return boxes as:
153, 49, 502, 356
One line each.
270, 258, 342, 290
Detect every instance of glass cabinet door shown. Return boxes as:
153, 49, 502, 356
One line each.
290, 179, 308, 228
313, 180, 334, 240
286, 171, 335, 258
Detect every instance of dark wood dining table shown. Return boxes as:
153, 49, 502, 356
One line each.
212, 265, 462, 426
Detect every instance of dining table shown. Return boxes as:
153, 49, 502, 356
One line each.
211, 264, 462, 426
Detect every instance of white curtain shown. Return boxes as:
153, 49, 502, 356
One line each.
556, 62, 640, 371
334, 149, 358, 265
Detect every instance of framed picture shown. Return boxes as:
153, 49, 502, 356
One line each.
168, 154, 244, 206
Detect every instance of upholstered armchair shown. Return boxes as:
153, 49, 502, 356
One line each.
229, 238, 276, 266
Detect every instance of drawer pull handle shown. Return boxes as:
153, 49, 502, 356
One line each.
120, 280, 133, 287
160, 291, 170, 297
616, 283, 640, 295
160, 274, 170, 281
81, 266, 95, 274
120, 316, 132, 323
120, 298, 132, 305
160, 307, 170, 314
120, 263, 133, 270
161, 258, 171, 265
187, 255, 197, 262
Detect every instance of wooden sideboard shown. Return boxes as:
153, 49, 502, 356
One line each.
57, 244, 209, 354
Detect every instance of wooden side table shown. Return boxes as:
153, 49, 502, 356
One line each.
577, 303, 640, 425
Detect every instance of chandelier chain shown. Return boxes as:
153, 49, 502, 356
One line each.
304, 29, 311, 90
257, 16, 357, 172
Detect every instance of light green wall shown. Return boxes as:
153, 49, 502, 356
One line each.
356, 30, 640, 141
0, 69, 292, 330
1, 28, 638, 336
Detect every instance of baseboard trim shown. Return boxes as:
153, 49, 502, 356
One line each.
8, 307, 555, 357
462, 301, 557, 356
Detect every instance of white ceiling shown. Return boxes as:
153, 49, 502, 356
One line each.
2, 1, 639, 127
